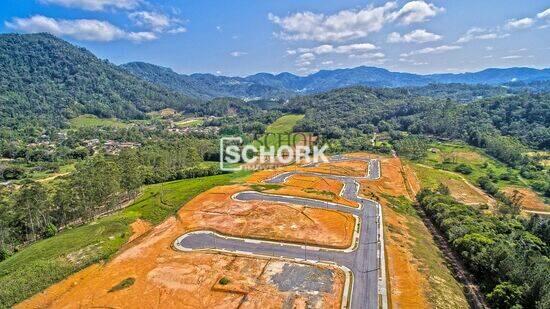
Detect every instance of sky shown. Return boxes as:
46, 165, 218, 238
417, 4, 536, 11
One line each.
1, 0, 549, 76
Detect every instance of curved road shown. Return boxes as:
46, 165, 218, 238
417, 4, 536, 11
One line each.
174, 158, 386, 309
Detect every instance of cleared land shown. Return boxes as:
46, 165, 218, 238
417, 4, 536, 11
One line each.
0, 172, 250, 308
69, 114, 129, 129
255, 114, 305, 147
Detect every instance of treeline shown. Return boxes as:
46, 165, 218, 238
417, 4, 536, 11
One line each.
0, 138, 221, 259
417, 189, 549, 308
283, 87, 549, 151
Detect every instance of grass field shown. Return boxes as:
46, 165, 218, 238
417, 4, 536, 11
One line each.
174, 118, 204, 128
69, 114, 130, 129
0, 171, 249, 308
420, 142, 519, 188
256, 114, 305, 147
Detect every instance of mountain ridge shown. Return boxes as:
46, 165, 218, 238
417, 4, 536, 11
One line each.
122, 62, 550, 99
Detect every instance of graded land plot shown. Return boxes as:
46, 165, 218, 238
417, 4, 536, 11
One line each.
357, 156, 469, 308
16, 165, 354, 308
18, 217, 345, 309
0, 172, 249, 308
177, 184, 356, 249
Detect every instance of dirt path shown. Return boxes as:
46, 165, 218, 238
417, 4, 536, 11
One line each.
416, 206, 489, 309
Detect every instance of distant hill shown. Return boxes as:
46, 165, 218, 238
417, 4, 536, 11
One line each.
0, 33, 199, 131
122, 62, 550, 99
121, 62, 293, 100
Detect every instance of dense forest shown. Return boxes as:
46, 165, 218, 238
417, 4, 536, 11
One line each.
0, 33, 203, 134
417, 189, 549, 308
284, 86, 549, 151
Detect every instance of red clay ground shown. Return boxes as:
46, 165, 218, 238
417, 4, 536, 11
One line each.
18, 166, 356, 308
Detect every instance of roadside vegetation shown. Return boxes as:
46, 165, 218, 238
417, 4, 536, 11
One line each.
0, 171, 249, 307
417, 189, 549, 308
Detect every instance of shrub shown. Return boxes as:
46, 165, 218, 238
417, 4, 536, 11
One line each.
219, 277, 230, 285
454, 163, 473, 175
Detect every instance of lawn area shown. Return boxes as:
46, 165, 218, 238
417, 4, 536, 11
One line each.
0, 171, 249, 308
256, 114, 305, 147
69, 114, 130, 129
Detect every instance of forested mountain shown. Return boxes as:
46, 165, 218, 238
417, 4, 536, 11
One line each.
282, 87, 550, 151
0, 33, 200, 132
122, 62, 292, 100
123, 61, 550, 99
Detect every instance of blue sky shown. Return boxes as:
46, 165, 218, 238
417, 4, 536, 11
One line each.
1, 0, 549, 76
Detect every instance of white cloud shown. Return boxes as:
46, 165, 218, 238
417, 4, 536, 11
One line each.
128, 11, 185, 34
536, 8, 550, 20
298, 52, 316, 61
348, 52, 385, 59
501, 55, 522, 59
229, 51, 248, 57
40, 0, 140, 11
321, 60, 334, 65
387, 29, 442, 43
290, 43, 378, 55
388, 1, 444, 25
5, 15, 156, 42
167, 27, 186, 34
505, 17, 535, 29
457, 27, 509, 43
485, 46, 494, 51
129, 11, 170, 31
268, 2, 397, 42
401, 44, 461, 57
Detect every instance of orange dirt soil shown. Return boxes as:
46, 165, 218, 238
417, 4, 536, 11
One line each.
358, 156, 431, 308
18, 216, 344, 308
178, 184, 356, 249
18, 164, 360, 308
503, 186, 550, 212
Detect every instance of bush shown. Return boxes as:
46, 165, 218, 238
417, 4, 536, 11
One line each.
0, 246, 9, 262
44, 223, 58, 238
219, 277, 230, 285
454, 163, 473, 175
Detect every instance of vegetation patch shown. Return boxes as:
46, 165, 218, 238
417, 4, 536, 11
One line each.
109, 278, 136, 293
69, 114, 129, 129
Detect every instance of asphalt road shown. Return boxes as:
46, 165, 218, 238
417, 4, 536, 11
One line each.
175, 158, 383, 309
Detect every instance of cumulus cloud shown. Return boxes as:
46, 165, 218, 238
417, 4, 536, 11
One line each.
268, 2, 397, 42
40, 0, 140, 11
401, 44, 461, 57
505, 17, 535, 29
5, 15, 156, 42
457, 27, 509, 43
387, 29, 442, 43
348, 52, 385, 59
537, 8, 550, 20
321, 60, 334, 65
387, 1, 444, 25
229, 51, 248, 57
128, 11, 186, 34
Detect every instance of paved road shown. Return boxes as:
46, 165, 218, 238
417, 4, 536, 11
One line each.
175, 157, 384, 309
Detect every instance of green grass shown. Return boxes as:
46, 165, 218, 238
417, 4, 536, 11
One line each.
420, 141, 519, 188
0, 171, 250, 308
174, 118, 204, 128
255, 114, 305, 148
69, 114, 129, 129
